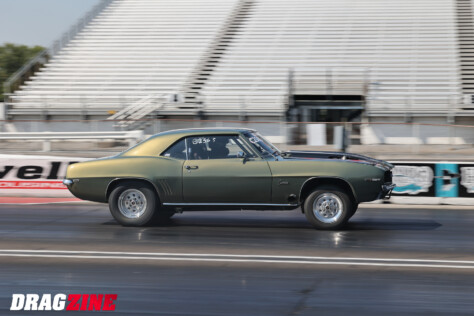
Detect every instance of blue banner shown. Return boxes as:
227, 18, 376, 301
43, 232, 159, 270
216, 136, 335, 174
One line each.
434, 164, 459, 197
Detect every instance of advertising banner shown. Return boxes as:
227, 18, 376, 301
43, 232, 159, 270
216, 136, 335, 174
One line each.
459, 165, 474, 197
1, 155, 473, 200
391, 164, 435, 196
391, 161, 474, 198
0, 155, 88, 197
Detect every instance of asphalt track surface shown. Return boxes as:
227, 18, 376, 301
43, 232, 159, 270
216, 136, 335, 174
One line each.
0, 203, 473, 315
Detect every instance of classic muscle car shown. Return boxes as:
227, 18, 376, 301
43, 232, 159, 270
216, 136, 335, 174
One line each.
63, 128, 394, 229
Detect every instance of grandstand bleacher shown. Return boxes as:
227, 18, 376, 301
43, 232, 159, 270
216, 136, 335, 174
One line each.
201, 0, 462, 116
7, 0, 238, 117
5, 0, 474, 126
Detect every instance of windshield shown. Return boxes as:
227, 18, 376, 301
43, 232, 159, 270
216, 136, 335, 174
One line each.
243, 132, 281, 157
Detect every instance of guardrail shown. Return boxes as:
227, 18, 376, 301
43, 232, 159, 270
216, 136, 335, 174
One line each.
0, 131, 144, 152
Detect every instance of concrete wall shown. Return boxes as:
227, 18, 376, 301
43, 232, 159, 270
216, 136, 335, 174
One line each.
12, 120, 116, 133
362, 124, 474, 145
11, 119, 287, 140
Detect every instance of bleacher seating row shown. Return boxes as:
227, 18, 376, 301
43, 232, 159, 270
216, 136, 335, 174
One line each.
200, 0, 461, 114
10, 0, 237, 111
8, 0, 468, 119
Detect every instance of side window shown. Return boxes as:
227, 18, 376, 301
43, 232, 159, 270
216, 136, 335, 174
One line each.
161, 138, 187, 160
228, 138, 254, 158
234, 138, 255, 157
186, 135, 253, 160
186, 136, 211, 160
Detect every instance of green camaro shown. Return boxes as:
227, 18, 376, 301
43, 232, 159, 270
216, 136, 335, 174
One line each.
63, 128, 394, 229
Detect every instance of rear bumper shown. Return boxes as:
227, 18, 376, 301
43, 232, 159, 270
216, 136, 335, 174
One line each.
377, 183, 396, 200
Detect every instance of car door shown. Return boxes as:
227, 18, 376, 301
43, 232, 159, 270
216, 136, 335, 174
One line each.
182, 134, 272, 204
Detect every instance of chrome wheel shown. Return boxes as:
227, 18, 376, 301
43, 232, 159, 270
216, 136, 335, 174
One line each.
312, 193, 343, 224
118, 189, 147, 219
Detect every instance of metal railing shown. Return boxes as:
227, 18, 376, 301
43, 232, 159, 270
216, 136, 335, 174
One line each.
107, 94, 166, 130
0, 130, 144, 152
290, 67, 370, 97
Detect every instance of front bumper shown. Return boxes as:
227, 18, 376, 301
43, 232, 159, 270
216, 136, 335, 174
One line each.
63, 178, 79, 186
377, 183, 396, 200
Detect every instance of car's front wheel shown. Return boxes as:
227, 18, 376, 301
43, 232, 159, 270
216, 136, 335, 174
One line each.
109, 181, 158, 226
303, 186, 352, 230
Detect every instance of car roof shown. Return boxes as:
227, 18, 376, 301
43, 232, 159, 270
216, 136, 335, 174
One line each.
120, 127, 257, 157
151, 127, 257, 138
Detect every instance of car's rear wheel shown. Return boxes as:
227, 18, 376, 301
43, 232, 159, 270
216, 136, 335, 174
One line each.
303, 186, 352, 230
109, 181, 158, 226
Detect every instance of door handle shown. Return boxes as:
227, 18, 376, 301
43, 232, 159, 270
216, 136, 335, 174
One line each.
185, 165, 199, 170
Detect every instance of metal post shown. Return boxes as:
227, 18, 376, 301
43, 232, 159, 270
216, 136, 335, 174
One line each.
448, 96, 456, 148
42, 141, 51, 152
287, 68, 294, 110
412, 123, 420, 155
280, 116, 287, 150
334, 126, 347, 152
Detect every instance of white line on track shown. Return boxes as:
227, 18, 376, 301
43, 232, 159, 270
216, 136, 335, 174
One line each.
0, 250, 473, 270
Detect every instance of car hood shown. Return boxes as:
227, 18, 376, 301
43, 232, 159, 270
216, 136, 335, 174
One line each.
282, 150, 393, 171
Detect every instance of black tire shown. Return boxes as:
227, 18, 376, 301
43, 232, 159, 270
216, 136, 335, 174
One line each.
349, 202, 359, 218
109, 181, 158, 226
303, 186, 353, 230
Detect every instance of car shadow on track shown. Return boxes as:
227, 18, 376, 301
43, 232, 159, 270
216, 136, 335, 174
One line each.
346, 220, 441, 231
102, 216, 442, 231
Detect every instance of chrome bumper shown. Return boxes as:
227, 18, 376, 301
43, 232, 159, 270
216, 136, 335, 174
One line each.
62, 179, 76, 186
377, 183, 396, 200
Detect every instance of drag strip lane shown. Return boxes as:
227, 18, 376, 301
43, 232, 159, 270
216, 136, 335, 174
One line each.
1, 249, 474, 270
0, 205, 473, 315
